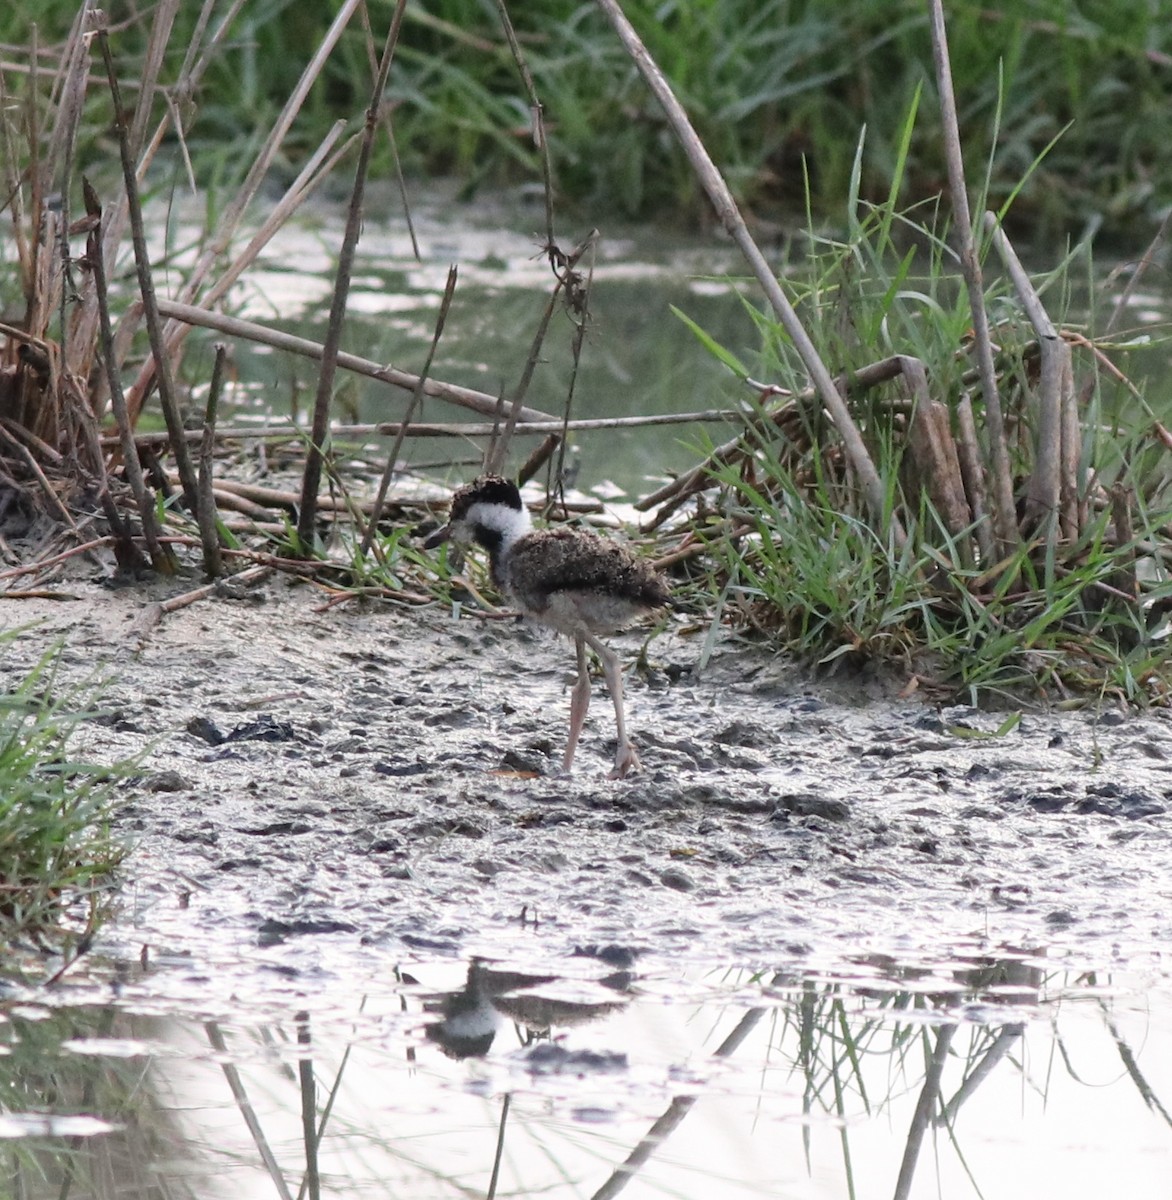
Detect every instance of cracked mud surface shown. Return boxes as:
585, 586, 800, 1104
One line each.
5, 575, 1171, 1007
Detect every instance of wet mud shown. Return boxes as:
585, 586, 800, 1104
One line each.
4, 575, 1172, 1002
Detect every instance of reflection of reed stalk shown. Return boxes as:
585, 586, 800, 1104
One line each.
892, 1023, 956, 1200
590, 1006, 766, 1200
205, 1021, 295, 1200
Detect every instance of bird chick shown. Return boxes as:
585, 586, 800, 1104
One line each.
424, 475, 670, 777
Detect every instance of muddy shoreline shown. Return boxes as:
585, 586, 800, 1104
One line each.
4, 574, 1171, 1006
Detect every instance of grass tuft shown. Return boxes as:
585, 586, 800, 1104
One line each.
0, 629, 126, 956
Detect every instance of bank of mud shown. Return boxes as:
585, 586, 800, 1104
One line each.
4, 574, 1171, 1003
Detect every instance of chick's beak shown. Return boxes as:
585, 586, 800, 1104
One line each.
422, 522, 452, 551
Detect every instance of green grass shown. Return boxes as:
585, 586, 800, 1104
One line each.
0, 630, 126, 957
681, 98, 1172, 702
4, 0, 1172, 242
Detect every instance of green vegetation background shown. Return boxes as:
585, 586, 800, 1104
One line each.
8, 0, 1171, 245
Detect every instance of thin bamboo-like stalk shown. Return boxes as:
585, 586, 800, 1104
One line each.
97, 25, 199, 512
954, 391, 995, 565
154, 298, 555, 423
110, 409, 738, 448
299, 0, 410, 550
927, 0, 1017, 556
198, 344, 227, 577
361, 265, 458, 554
984, 212, 1065, 536
85, 177, 171, 572
595, 0, 904, 549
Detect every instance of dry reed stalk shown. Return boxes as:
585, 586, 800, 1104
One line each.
96, 24, 199, 512
154, 298, 555, 423
197, 344, 228, 577
954, 391, 995, 565
927, 0, 1017, 557
1109, 483, 1137, 601
485, 228, 597, 477
297, 0, 409, 551
984, 212, 1072, 538
518, 435, 561, 486
900, 356, 973, 565
636, 355, 909, 520
84, 178, 171, 573
122, 0, 366, 425
71, 0, 249, 408
112, 409, 740, 449
595, 0, 904, 549
362, 265, 459, 555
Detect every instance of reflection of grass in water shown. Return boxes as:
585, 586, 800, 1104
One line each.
9, 968, 1169, 1199
2, 1008, 196, 1200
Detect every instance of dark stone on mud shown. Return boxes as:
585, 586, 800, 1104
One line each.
257, 917, 357, 945
713, 720, 772, 748
187, 716, 225, 745
520, 1043, 628, 1075
499, 748, 549, 774
373, 760, 430, 777
237, 820, 313, 836
1024, 790, 1072, 813
1083, 782, 1166, 820
660, 867, 696, 892
772, 792, 852, 822
145, 770, 189, 792
1045, 910, 1078, 926
407, 817, 486, 839
227, 715, 300, 743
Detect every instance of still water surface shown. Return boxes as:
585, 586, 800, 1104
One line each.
6, 950, 1172, 1199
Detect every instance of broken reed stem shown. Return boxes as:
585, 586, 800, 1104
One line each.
485, 230, 598, 477
96, 24, 200, 512
492, 0, 555, 252
1109, 483, 1138, 600
955, 391, 995, 565
154, 298, 555, 423
110, 409, 737, 448
984, 212, 1071, 538
551, 234, 596, 505
926, 0, 1017, 557
901, 355, 973, 567
198, 343, 227, 577
84, 177, 171, 572
296, 0, 408, 553
361, 265, 459, 556
595, 0, 904, 550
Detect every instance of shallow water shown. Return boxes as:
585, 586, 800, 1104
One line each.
6, 953, 1171, 1199
173, 183, 758, 496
